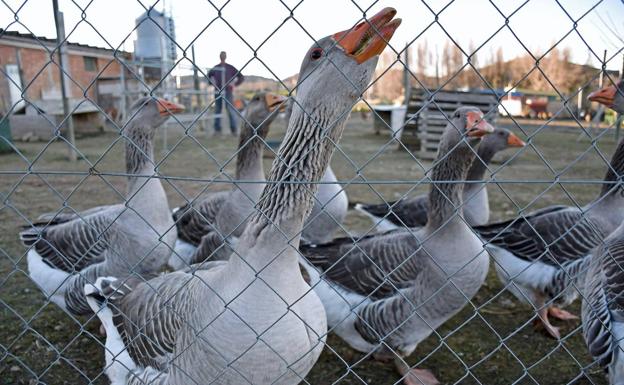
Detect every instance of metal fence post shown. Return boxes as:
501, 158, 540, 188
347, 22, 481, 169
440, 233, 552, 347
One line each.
52, 0, 77, 162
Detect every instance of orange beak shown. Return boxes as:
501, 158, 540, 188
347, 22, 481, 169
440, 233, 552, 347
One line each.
332, 7, 402, 64
465, 111, 494, 138
506, 132, 526, 147
265, 93, 288, 112
156, 98, 185, 116
588, 84, 617, 108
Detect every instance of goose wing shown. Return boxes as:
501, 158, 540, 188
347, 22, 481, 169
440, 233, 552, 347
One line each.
301, 228, 426, 300
582, 239, 624, 371
358, 195, 429, 228
98, 271, 203, 369
35, 205, 116, 223
173, 191, 229, 246
20, 206, 122, 272
474, 205, 607, 265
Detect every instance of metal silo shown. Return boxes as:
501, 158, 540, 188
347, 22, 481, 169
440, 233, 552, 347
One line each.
134, 8, 177, 79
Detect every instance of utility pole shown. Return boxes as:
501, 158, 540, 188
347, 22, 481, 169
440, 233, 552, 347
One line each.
52, 0, 77, 161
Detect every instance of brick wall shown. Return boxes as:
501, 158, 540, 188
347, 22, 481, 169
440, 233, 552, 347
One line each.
0, 42, 124, 107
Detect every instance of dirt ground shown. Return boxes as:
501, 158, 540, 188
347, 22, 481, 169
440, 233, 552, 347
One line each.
0, 113, 616, 384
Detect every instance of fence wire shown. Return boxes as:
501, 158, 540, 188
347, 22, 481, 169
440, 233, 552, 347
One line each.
1, 1, 624, 385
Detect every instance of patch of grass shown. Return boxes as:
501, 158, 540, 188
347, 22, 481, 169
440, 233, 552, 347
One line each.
0, 115, 613, 384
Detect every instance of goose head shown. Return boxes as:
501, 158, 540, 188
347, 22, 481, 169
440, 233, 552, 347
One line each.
588, 79, 624, 115
241, 92, 287, 139
292, 7, 401, 123
126, 96, 185, 129
440, 107, 495, 154
481, 127, 526, 152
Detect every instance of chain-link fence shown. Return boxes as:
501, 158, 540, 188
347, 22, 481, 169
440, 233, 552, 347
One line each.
1, 1, 624, 384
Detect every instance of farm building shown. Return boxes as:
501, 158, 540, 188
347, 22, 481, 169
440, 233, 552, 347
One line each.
0, 29, 131, 139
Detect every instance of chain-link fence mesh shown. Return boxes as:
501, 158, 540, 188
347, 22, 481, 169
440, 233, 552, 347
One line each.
1, 0, 624, 384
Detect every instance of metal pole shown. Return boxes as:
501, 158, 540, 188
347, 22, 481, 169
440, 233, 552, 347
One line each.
52, 0, 77, 161
119, 60, 126, 123
616, 54, 624, 142
403, 43, 410, 106
577, 88, 582, 120
599, 50, 606, 88
435, 44, 440, 87
192, 45, 200, 112
221, 66, 226, 131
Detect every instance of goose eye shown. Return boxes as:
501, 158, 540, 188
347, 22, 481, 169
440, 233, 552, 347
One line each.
310, 48, 323, 61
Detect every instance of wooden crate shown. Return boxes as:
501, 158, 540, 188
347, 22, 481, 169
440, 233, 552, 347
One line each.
401, 88, 499, 160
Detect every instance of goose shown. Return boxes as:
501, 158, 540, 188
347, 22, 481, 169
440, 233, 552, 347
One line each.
169, 92, 287, 269
355, 127, 525, 230
20, 97, 183, 315
582, 79, 624, 385
83, 8, 401, 384
300, 106, 494, 385
582, 222, 624, 385
473, 81, 624, 339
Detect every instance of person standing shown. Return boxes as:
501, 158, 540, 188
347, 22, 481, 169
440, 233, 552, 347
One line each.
208, 51, 244, 136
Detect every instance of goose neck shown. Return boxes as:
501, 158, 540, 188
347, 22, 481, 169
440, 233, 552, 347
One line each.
239, 104, 348, 259
235, 123, 267, 181
600, 137, 624, 198
124, 124, 156, 191
427, 146, 474, 229
466, 146, 495, 181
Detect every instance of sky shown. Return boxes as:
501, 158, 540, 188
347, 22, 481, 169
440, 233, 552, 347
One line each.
1, 0, 624, 81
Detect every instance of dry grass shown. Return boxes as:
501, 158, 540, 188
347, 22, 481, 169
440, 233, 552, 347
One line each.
0, 114, 616, 384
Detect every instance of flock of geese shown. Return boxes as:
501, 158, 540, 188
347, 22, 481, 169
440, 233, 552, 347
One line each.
16, 7, 624, 385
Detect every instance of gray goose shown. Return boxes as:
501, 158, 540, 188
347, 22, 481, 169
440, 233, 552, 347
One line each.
168, 92, 286, 269
84, 9, 401, 384
300, 106, 494, 385
474, 81, 624, 339
355, 127, 525, 229
20, 97, 183, 315
582, 79, 624, 385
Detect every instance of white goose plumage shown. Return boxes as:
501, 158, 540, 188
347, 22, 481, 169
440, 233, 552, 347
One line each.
20, 97, 182, 315
582, 79, 624, 385
303, 166, 349, 244
301, 106, 495, 385
84, 9, 401, 384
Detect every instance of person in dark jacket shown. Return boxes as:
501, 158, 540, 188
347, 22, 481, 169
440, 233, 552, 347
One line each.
208, 51, 244, 135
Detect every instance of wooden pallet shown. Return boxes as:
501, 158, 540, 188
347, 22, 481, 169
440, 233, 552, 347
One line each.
401, 88, 499, 160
